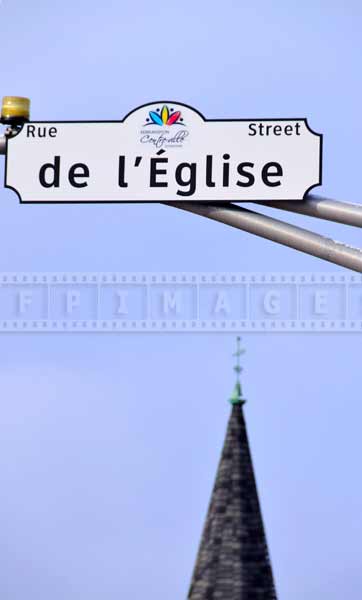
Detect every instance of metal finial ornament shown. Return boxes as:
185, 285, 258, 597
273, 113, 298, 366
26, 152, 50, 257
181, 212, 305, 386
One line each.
233, 336, 245, 382
229, 337, 246, 405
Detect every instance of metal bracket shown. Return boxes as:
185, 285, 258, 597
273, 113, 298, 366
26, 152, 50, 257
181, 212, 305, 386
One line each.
0, 134, 6, 155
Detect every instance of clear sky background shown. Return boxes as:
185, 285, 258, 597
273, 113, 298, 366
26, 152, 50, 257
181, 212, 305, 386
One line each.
0, 1, 362, 598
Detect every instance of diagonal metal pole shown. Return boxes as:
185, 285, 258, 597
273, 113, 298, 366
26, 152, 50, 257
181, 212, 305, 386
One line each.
164, 201, 362, 272
2, 129, 362, 271
253, 194, 362, 228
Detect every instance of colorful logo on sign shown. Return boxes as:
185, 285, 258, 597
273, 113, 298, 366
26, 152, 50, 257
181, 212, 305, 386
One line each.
145, 105, 185, 127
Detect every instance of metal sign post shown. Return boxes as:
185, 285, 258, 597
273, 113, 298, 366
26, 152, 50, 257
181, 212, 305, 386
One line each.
0, 96, 361, 272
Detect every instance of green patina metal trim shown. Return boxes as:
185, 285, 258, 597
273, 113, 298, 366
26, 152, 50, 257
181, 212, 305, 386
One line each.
229, 381, 246, 405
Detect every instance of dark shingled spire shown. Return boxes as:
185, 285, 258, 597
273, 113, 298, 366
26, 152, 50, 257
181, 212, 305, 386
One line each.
188, 339, 277, 599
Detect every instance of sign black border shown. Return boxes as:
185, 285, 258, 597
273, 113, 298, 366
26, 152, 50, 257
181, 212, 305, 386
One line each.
4, 100, 323, 204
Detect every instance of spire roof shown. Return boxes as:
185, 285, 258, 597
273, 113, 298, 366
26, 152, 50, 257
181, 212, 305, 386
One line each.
188, 340, 277, 599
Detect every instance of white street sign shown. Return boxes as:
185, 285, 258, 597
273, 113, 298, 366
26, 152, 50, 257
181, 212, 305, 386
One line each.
5, 102, 322, 203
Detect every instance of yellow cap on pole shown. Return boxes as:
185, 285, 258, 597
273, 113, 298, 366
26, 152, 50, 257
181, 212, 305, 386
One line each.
1, 96, 30, 123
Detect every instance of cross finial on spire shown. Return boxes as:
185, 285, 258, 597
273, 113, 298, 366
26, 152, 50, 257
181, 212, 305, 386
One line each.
230, 337, 246, 405
233, 336, 245, 382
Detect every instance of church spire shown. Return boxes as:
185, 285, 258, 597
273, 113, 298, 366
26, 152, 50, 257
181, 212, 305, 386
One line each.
188, 339, 278, 599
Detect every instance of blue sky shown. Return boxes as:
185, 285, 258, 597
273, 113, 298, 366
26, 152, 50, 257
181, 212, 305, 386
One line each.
0, 1, 362, 598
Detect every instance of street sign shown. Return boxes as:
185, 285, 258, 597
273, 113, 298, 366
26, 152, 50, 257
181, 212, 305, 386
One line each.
5, 101, 322, 203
